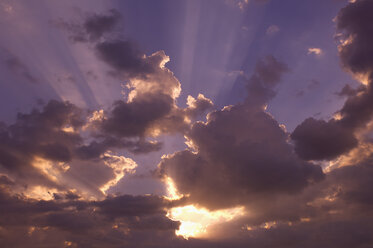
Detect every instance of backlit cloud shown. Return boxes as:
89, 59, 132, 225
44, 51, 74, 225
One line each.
0, 1, 373, 247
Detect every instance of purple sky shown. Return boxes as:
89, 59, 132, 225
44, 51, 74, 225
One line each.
0, 0, 372, 247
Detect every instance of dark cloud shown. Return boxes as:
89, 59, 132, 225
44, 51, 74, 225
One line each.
291, 0, 373, 160
337, 0, 373, 75
95, 194, 172, 218
0, 99, 161, 199
158, 56, 323, 210
1, 14, 213, 199
0, 100, 85, 187
55, 10, 213, 143
291, 100, 372, 160
54, 9, 121, 43
159, 103, 323, 210
95, 40, 156, 78
336, 84, 365, 97
338, 84, 373, 129
75, 138, 163, 160
101, 93, 174, 138
54, 9, 157, 78
195, 153, 373, 247
92, 94, 212, 148
0, 182, 183, 247
246, 55, 289, 106
83, 10, 121, 41
3, 135, 371, 247
291, 118, 358, 160
89, 41, 213, 139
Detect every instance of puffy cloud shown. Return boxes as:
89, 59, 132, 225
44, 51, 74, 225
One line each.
245, 55, 289, 107
291, 118, 358, 160
158, 56, 323, 210
337, 0, 373, 76
159, 103, 323, 210
0, 100, 84, 186
0, 100, 145, 199
95, 40, 156, 78
291, 0, 373, 161
56, 11, 213, 141
92, 50, 212, 139
100, 93, 174, 138
0, 9, 215, 203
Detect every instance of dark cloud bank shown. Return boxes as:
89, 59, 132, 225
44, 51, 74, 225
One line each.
291, 0, 373, 161
1, 2, 373, 247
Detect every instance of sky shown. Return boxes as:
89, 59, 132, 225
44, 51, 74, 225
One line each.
0, 0, 373, 247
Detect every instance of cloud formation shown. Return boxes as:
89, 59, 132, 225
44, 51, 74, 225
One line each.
158, 56, 323, 210
54, 9, 121, 43
1, 1, 373, 247
292, 0, 373, 161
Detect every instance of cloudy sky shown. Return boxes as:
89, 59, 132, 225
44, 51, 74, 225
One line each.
0, 0, 373, 247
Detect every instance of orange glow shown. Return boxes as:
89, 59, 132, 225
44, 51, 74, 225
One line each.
164, 177, 244, 239
164, 176, 185, 200
168, 205, 245, 239
355, 73, 370, 85
32, 157, 69, 182
61, 126, 75, 133
308, 47, 323, 56
24, 185, 58, 200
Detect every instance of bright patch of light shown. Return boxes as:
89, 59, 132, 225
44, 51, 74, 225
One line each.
25, 185, 58, 200
168, 205, 245, 239
164, 176, 184, 200
308, 48, 323, 56
62, 126, 75, 133
164, 177, 244, 239
353, 73, 370, 85
32, 157, 69, 182
99, 152, 137, 194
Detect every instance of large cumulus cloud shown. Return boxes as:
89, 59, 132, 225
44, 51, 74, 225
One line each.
158, 56, 323, 210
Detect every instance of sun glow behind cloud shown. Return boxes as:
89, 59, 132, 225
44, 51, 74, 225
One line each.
168, 205, 245, 239
164, 177, 245, 239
